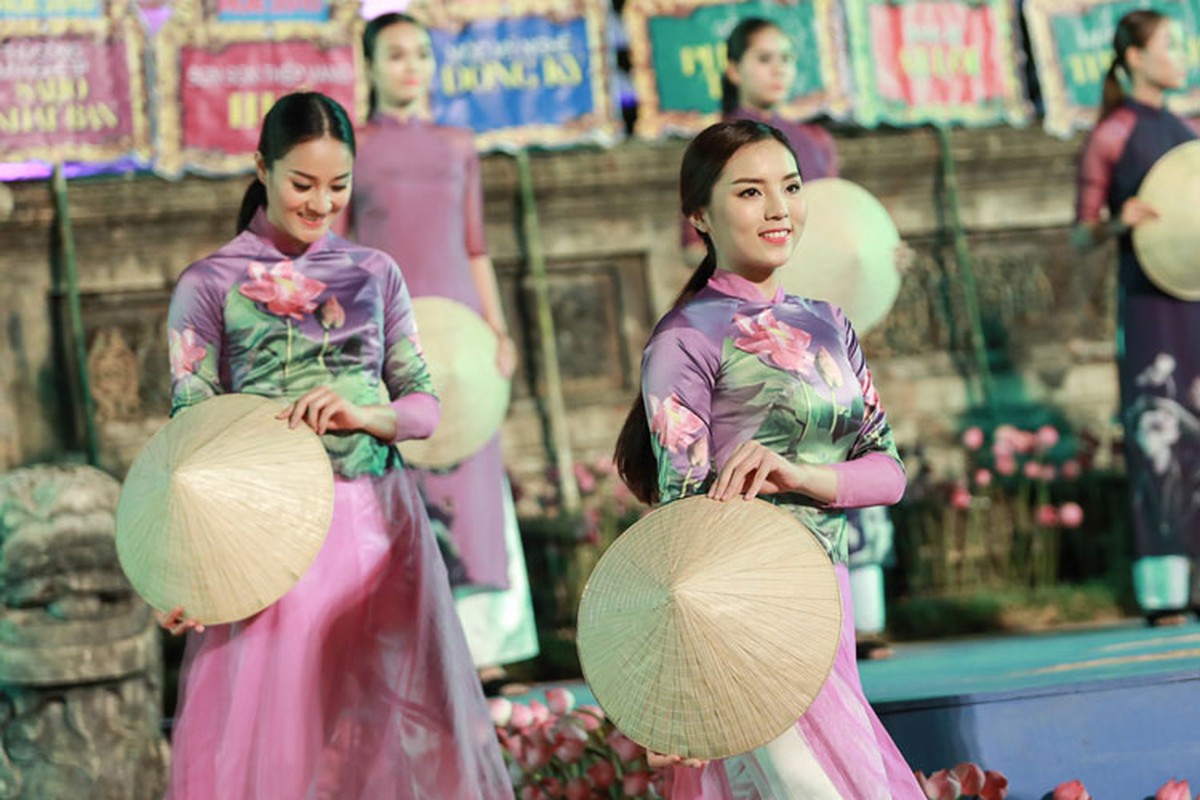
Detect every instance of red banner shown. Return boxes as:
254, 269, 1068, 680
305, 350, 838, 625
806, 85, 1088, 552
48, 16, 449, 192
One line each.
845, 0, 1030, 127
152, 0, 364, 176
179, 41, 356, 154
0, 33, 148, 162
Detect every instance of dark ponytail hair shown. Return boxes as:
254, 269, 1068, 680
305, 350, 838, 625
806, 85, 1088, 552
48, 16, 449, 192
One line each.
236, 91, 356, 233
1099, 9, 1168, 122
720, 17, 782, 116
363, 12, 425, 117
613, 119, 798, 504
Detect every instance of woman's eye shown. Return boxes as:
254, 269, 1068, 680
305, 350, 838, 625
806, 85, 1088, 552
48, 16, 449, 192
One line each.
292, 182, 312, 192
332, 185, 349, 193
739, 188, 761, 198
786, 183, 802, 193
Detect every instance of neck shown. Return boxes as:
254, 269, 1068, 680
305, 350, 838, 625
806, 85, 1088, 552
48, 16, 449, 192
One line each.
722, 263, 780, 300
378, 98, 428, 122
741, 100, 778, 116
261, 210, 311, 255
1131, 80, 1165, 108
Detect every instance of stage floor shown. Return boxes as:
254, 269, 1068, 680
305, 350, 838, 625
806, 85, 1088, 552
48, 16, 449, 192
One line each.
514, 619, 1200, 798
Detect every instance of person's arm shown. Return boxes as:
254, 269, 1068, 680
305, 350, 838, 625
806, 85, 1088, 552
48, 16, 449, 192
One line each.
167, 264, 226, 416
827, 306, 906, 508
377, 259, 440, 442
641, 325, 717, 503
1071, 112, 1146, 249
462, 144, 517, 377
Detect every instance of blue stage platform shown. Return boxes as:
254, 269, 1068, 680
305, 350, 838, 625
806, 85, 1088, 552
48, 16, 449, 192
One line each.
515, 620, 1200, 798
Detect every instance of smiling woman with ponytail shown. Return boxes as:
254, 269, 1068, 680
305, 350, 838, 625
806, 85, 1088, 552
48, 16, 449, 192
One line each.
1073, 10, 1200, 627
613, 118, 923, 798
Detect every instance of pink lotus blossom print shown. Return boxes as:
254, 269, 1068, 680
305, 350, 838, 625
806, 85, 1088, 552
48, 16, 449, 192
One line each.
239, 260, 328, 320
649, 393, 705, 455
169, 327, 207, 379
733, 309, 815, 376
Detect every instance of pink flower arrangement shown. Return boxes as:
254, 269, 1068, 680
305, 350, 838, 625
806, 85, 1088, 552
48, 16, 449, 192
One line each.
492, 693, 666, 798
1053, 779, 1091, 800
913, 763, 1008, 799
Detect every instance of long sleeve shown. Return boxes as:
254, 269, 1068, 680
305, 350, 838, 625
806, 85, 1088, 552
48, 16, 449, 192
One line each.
828, 307, 905, 507
168, 266, 226, 416
641, 325, 717, 503
1075, 110, 1135, 223
380, 259, 439, 443
463, 144, 488, 259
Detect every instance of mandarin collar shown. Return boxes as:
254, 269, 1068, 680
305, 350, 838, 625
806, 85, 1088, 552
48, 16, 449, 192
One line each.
707, 269, 785, 304
247, 206, 332, 259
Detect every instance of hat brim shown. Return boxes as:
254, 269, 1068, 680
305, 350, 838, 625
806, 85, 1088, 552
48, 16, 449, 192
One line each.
115, 393, 334, 625
577, 496, 842, 760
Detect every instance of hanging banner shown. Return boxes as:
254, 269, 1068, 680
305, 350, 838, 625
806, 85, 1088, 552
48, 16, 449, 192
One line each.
209, 0, 331, 23
405, 0, 619, 151
844, 0, 1031, 127
1024, 0, 1200, 138
622, 0, 850, 139
0, 1, 149, 163
152, 0, 363, 176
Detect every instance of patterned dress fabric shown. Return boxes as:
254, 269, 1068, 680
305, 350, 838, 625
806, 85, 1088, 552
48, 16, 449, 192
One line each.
165, 209, 512, 799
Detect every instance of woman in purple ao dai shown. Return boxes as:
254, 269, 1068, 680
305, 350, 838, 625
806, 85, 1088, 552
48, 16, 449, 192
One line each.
614, 119, 923, 798
159, 93, 511, 799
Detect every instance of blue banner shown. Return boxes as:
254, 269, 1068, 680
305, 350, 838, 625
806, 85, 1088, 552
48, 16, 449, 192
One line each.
428, 16, 595, 137
0, 0, 104, 19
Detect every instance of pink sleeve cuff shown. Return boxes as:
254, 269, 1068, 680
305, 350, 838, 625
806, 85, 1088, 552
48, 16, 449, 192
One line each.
388, 392, 440, 443
828, 452, 906, 509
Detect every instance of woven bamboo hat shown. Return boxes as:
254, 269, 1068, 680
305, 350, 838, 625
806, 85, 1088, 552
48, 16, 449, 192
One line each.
576, 496, 842, 760
398, 297, 511, 469
115, 393, 334, 625
1134, 140, 1200, 300
782, 178, 902, 333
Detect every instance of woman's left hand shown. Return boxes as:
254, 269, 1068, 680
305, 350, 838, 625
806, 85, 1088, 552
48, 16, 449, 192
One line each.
893, 241, 916, 276
707, 440, 806, 502
277, 386, 368, 435
495, 334, 518, 380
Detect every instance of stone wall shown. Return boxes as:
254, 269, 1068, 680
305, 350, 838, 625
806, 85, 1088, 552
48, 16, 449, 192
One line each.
0, 125, 1120, 503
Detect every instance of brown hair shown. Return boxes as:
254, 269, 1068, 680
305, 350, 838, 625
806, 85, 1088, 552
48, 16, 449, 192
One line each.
613, 119, 797, 504
1099, 10, 1168, 122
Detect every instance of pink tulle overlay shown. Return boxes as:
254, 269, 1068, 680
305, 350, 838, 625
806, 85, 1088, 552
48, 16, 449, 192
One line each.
663, 565, 923, 799
166, 474, 513, 799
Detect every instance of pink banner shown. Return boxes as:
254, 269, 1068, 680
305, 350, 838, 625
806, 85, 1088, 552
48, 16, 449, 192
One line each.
179, 40, 357, 155
0, 35, 145, 161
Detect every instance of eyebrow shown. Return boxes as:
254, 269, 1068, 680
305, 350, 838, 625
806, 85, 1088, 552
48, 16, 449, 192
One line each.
731, 173, 801, 185
288, 169, 352, 181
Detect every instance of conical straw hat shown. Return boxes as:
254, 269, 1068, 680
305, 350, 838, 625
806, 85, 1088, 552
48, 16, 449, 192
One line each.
115, 393, 334, 625
576, 496, 842, 760
782, 177, 901, 333
398, 297, 511, 469
1134, 140, 1200, 300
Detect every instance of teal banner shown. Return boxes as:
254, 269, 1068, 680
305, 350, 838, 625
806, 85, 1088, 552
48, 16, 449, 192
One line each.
625, 0, 849, 138
1025, 0, 1200, 136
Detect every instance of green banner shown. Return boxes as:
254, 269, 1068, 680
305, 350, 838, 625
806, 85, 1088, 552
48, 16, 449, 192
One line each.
625, 0, 849, 138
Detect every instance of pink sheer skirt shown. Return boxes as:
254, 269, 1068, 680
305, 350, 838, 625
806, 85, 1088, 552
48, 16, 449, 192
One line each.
663, 565, 922, 799
166, 473, 513, 800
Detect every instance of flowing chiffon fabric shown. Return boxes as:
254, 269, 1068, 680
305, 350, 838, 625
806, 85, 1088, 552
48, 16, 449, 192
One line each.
663, 566, 921, 799
166, 475, 513, 799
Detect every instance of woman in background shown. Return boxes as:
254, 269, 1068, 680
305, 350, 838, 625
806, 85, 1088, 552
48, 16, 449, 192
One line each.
1074, 9, 1199, 625
339, 12, 539, 690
